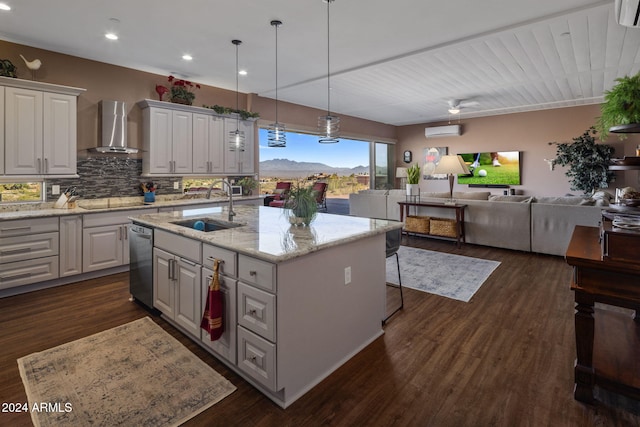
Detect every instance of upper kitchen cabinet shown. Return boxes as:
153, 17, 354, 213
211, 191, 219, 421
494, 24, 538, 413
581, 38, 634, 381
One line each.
138, 99, 256, 177
224, 117, 255, 175
0, 86, 4, 175
0, 76, 85, 177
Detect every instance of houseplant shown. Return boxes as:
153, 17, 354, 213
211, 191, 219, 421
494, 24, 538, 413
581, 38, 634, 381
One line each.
285, 184, 318, 226
548, 127, 615, 195
167, 75, 200, 105
406, 163, 420, 196
595, 72, 640, 140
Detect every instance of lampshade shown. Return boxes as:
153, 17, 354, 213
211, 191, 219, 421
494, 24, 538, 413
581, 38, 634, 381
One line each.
268, 19, 286, 148
396, 167, 408, 178
433, 155, 470, 175
318, 0, 339, 144
229, 39, 245, 152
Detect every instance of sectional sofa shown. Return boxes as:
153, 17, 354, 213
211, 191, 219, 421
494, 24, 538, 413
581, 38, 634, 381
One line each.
349, 189, 609, 256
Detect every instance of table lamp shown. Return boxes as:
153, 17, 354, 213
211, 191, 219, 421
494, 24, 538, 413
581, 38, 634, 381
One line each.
433, 155, 470, 204
396, 167, 408, 188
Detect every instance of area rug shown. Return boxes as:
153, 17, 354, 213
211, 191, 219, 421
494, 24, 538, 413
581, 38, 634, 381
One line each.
386, 246, 500, 302
18, 317, 236, 427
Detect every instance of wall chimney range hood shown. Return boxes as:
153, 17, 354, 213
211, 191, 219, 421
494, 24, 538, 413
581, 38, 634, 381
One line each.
93, 100, 138, 154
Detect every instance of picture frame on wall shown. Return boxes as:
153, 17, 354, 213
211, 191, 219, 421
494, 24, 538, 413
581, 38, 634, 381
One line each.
423, 147, 448, 180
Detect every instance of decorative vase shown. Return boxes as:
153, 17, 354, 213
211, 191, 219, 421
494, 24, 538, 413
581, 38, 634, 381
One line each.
406, 183, 420, 196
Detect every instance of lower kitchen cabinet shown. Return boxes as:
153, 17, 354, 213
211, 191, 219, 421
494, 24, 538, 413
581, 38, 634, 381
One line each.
82, 209, 145, 273
200, 266, 237, 364
153, 244, 201, 338
59, 215, 82, 277
0, 217, 59, 290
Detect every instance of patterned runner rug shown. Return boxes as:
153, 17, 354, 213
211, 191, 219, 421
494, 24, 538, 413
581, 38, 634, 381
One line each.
386, 246, 500, 302
18, 317, 235, 427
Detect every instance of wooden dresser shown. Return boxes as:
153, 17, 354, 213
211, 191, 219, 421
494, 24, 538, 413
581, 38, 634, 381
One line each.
565, 223, 640, 404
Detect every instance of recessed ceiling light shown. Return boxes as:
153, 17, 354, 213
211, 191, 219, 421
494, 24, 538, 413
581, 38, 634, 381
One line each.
0, 3, 11, 11
239, 70, 248, 76
105, 32, 118, 41
182, 54, 193, 61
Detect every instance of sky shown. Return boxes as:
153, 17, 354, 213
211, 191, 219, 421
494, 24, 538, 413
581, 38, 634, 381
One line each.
258, 128, 370, 168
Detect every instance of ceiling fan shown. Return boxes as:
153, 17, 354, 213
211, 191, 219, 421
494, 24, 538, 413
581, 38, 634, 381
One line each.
448, 99, 480, 114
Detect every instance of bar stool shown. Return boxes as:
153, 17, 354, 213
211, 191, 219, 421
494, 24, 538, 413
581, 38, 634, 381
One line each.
383, 227, 403, 325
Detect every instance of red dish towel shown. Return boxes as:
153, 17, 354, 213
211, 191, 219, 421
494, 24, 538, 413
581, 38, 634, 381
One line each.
201, 259, 223, 341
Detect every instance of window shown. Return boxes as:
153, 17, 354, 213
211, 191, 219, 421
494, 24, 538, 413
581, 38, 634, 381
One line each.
258, 128, 378, 196
0, 182, 44, 203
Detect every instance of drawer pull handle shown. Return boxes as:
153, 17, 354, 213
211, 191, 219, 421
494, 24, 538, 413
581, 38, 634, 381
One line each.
207, 257, 225, 264
1, 226, 31, 233
249, 309, 257, 315
249, 270, 257, 276
250, 356, 257, 362
0, 272, 32, 281
0, 247, 31, 255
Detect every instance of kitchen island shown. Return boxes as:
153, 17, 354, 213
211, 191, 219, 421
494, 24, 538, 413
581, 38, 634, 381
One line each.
130, 205, 403, 408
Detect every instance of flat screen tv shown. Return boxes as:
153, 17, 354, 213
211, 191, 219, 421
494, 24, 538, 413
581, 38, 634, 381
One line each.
457, 151, 521, 185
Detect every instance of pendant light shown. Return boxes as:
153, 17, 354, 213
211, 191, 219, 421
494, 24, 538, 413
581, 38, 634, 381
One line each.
268, 20, 286, 147
229, 39, 245, 152
318, 0, 339, 144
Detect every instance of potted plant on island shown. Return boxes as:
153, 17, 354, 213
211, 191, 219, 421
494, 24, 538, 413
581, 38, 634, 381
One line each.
596, 72, 640, 140
285, 184, 318, 226
548, 127, 615, 196
406, 163, 420, 196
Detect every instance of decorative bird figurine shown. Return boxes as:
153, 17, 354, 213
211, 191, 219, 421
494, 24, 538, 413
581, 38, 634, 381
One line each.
19, 54, 42, 80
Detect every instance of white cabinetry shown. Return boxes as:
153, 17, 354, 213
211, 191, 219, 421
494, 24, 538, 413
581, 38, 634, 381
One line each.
142, 107, 193, 175
138, 99, 255, 177
193, 114, 225, 174
224, 117, 255, 174
59, 215, 82, 277
0, 217, 59, 289
153, 230, 202, 337
82, 209, 142, 272
1, 76, 84, 177
0, 86, 5, 175
200, 244, 238, 364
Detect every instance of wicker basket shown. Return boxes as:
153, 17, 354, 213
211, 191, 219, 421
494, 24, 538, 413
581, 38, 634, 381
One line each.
429, 217, 457, 238
405, 215, 430, 234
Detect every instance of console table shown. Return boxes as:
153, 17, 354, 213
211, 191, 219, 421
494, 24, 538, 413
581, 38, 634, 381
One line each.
565, 225, 640, 404
398, 201, 466, 247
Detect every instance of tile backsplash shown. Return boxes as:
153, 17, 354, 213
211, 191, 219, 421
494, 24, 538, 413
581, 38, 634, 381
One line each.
46, 157, 182, 201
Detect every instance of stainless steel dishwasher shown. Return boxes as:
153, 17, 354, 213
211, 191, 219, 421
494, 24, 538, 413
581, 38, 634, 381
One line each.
129, 223, 154, 309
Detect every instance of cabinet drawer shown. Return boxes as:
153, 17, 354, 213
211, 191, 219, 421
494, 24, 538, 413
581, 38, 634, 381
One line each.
83, 209, 140, 227
155, 229, 201, 264
203, 244, 237, 277
0, 217, 58, 237
238, 255, 276, 292
238, 282, 276, 342
0, 256, 59, 290
0, 232, 59, 264
237, 326, 277, 391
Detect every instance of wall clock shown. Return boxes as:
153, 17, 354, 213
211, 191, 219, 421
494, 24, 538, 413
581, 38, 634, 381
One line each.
403, 150, 412, 163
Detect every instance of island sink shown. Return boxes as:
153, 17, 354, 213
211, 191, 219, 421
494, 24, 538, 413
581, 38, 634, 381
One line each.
170, 218, 243, 232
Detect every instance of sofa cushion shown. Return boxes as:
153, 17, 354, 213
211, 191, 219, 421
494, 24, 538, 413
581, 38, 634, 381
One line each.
488, 195, 534, 203
420, 192, 450, 198
453, 191, 491, 200
535, 196, 588, 205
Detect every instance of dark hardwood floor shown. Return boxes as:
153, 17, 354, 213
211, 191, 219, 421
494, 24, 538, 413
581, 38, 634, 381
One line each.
1, 238, 639, 426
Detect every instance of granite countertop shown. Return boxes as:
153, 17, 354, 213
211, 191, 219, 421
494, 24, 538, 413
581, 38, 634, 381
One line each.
0, 194, 261, 221
130, 205, 403, 263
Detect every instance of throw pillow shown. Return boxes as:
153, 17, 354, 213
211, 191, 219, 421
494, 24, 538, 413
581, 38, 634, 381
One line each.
579, 198, 596, 206
536, 196, 587, 205
421, 192, 451, 198
273, 189, 285, 195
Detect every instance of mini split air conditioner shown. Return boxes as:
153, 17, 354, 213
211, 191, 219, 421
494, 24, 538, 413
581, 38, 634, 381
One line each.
615, 0, 640, 27
424, 124, 462, 138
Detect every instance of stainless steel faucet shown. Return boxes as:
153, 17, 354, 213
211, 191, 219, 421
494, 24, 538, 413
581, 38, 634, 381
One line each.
206, 179, 236, 221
